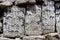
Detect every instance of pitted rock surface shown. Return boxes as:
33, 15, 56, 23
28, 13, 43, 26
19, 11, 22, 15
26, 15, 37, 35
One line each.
3, 6, 25, 37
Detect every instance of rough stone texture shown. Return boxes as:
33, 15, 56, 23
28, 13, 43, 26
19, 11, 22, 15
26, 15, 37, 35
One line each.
45, 35, 60, 40
23, 36, 45, 40
0, 0, 15, 2
0, 0, 59, 40
0, 0, 14, 8
0, 1, 12, 6
29, 0, 35, 2
25, 5, 42, 36
15, 0, 36, 5
42, 1, 55, 34
3, 6, 25, 37
55, 3, 60, 34
15, 0, 28, 5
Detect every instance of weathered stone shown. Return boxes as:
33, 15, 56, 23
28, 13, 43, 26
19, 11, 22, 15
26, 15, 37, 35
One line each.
28, 0, 36, 3
25, 5, 42, 36
45, 34, 60, 40
0, 1, 12, 6
15, 0, 28, 5
0, 0, 15, 2
47, 33, 58, 36
15, 0, 36, 5
55, 3, 60, 34
3, 6, 25, 37
42, 26, 55, 34
23, 36, 45, 40
42, 1, 55, 34
0, 1, 12, 8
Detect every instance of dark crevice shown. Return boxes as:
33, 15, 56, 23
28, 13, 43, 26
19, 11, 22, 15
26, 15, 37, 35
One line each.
54, 2, 59, 32
24, 6, 27, 36
6, 37, 15, 39
36, 0, 44, 5
0, 8, 4, 34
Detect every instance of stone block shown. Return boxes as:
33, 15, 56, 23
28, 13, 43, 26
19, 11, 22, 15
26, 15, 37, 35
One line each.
15, 0, 28, 5
0, 1, 12, 8
23, 36, 45, 40
3, 6, 25, 37
45, 35, 60, 40
0, 0, 15, 2
28, 0, 36, 3
42, 1, 55, 34
15, 0, 36, 5
25, 5, 42, 36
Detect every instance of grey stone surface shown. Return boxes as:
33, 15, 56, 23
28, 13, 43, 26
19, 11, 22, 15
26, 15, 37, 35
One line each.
0, 0, 14, 8
0, 1, 12, 6
42, 1, 55, 34
56, 3, 60, 34
25, 5, 42, 36
28, 0, 36, 3
15, 0, 36, 5
23, 36, 45, 40
0, 0, 15, 2
45, 35, 60, 40
15, 0, 28, 5
3, 6, 25, 37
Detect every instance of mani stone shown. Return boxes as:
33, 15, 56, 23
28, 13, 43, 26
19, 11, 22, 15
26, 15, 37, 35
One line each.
42, 1, 55, 34
3, 6, 25, 37
56, 3, 60, 34
15, 0, 36, 5
23, 36, 45, 40
25, 5, 42, 36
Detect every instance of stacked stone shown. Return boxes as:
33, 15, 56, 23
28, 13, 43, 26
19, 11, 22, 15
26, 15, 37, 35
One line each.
42, 1, 55, 34
55, 3, 60, 35
0, 0, 60, 40
25, 5, 42, 36
3, 6, 25, 37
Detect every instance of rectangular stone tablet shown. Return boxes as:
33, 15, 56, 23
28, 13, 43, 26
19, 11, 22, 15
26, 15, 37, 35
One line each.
3, 6, 25, 37
42, 1, 55, 34
25, 5, 42, 36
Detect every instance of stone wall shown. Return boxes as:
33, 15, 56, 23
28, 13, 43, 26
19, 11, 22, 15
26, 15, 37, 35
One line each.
0, 0, 60, 40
